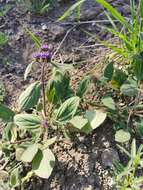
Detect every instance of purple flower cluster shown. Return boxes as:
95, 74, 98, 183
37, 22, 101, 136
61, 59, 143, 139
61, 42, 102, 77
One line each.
32, 44, 52, 62
41, 44, 49, 51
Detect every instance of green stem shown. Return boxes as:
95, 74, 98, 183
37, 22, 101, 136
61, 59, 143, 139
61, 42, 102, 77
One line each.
41, 62, 46, 117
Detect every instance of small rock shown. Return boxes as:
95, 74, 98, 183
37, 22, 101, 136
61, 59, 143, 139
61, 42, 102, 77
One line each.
41, 24, 48, 31
79, 7, 100, 21
48, 24, 65, 40
101, 148, 119, 168
102, 141, 110, 148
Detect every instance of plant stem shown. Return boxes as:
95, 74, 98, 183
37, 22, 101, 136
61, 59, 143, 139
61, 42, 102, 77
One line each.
41, 62, 47, 117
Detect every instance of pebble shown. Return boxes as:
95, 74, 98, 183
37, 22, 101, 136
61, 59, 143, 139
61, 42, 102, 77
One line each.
101, 148, 119, 168
41, 24, 48, 31
48, 24, 65, 40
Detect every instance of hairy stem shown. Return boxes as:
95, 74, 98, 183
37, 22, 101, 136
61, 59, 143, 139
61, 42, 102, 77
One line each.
41, 62, 46, 117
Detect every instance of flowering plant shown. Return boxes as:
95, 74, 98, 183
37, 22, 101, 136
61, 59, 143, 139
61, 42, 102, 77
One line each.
0, 43, 107, 188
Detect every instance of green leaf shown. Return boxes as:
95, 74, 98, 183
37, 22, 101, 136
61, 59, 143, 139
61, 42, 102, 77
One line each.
115, 129, 131, 143
16, 148, 25, 161
3, 122, 16, 141
102, 97, 116, 110
55, 96, 80, 122
0, 104, 15, 122
46, 69, 71, 103
0, 32, 8, 46
18, 82, 41, 111
21, 144, 39, 163
24, 61, 34, 80
120, 83, 138, 97
140, 0, 143, 20
104, 62, 114, 80
85, 109, 107, 130
10, 168, 20, 187
42, 136, 57, 149
58, 0, 86, 21
69, 116, 88, 130
14, 114, 41, 130
111, 69, 127, 89
137, 122, 143, 136
76, 76, 92, 98
32, 148, 55, 179
133, 53, 143, 80
83, 29, 127, 57
107, 28, 132, 50
69, 116, 92, 134
51, 62, 74, 72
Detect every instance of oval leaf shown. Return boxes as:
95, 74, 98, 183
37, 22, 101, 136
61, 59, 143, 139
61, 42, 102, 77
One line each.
85, 109, 107, 130
115, 129, 131, 143
16, 148, 25, 161
55, 96, 80, 122
18, 82, 41, 111
21, 144, 38, 163
24, 61, 34, 80
76, 76, 92, 98
69, 116, 88, 130
46, 69, 71, 103
120, 84, 138, 97
104, 62, 114, 80
111, 69, 127, 89
133, 53, 143, 80
0, 104, 15, 122
102, 97, 116, 110
69, 115, 92, 134
10, 168, 20, 188
32, 148, 55, 179
14, 114, 41, 130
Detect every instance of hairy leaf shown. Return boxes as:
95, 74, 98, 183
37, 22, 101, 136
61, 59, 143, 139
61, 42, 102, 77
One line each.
46, 69, 71, 103
115, 129, 131, 143
76, 76, 92, 98
133, 53, 143, 80
55, 96, 80, 122
0, 104, 15, 122
24, 61, 34, 80
85, 109, 107, 130
32, 148, 55, 179
104, 61, 114, 80
18, 82, 41, 111
21, 144, 39, 163
14, 114, 41, 130
120, 83, 138, 97
102, 97, 116, 110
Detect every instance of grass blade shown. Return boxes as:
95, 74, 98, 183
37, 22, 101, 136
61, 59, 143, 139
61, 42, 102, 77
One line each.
96, 0, 131, 31
58, 0, 86, 21
25, 28, 41, 48
82, 29, 128, 57
104, 11, 118, 31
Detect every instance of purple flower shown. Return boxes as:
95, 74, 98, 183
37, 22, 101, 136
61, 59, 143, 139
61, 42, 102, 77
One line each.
41, 44, 49, 51
32, 52, 41, 59
40, 52, 52, 60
